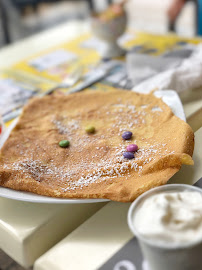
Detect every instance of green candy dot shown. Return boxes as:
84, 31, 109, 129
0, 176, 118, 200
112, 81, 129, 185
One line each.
85, 125, 95, 134
59, 140, 70, 148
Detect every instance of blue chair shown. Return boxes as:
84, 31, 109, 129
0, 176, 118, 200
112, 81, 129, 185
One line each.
197, 0, 202, 35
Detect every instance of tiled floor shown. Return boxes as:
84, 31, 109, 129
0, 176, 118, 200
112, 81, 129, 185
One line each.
0, 0, 89, 47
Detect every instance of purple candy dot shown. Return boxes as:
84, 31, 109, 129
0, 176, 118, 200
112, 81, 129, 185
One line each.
123, 152, 134, 159
126, 144, 138, 152
122, 131, 132, 140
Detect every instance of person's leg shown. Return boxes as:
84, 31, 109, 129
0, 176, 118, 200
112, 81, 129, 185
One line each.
87, 0, 94, 11
0, 0, 11, 44
167, 0, 187, 23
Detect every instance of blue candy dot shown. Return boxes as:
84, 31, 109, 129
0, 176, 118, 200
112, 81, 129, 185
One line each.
122, 131, 133, 140
123, 152, 134, 159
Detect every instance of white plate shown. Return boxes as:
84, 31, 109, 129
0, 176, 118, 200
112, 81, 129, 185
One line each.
0, 187, 110, 204
153, 90, 186, 121
0, 90, 185, 204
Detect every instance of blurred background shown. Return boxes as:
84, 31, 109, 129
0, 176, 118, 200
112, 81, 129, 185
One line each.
0, 0, 197, 48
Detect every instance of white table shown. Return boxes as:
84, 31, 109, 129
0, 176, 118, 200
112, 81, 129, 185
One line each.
0, 19, 202, 269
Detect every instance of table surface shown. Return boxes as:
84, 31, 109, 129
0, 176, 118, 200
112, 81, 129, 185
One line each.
0, 19, 202, 270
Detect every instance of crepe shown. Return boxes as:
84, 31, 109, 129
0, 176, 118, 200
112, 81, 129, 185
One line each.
0, 90, 194, 202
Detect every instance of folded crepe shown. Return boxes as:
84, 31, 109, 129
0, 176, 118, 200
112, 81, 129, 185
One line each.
0, 90, 194, 202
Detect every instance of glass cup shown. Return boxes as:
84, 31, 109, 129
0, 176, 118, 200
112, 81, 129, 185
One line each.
128, 184, 202, 270
91, 8, 127, 58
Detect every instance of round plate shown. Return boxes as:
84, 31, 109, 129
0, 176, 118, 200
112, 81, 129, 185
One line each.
0, 90, 185, 203
0, 187, 109, 204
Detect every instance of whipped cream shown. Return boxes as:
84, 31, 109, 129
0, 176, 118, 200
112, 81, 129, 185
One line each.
134, 191, 202, 245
